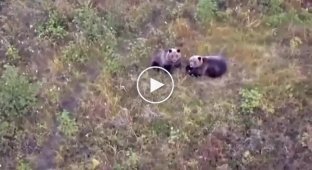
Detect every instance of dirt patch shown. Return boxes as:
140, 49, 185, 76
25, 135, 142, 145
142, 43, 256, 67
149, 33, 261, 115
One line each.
83, 60, 102, 82
35, 117, 64, 170
21, 135, 40, 155
297, 44, 312, 78
257, 104, 312, 170
81, 95, 109, 121
60, 94, 80, 113
35, 132, 62, 170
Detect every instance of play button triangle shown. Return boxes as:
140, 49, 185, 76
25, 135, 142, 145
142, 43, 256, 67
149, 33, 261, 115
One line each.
150, 78, 164, 93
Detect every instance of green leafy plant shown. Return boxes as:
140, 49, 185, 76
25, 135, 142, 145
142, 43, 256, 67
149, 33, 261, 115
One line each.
125, 150, 140, 169
57, 110, 79, 137
62, 41, 90, 64
151, 118, 171, 137
0, 66, 38, 166
196, 0, 218, 24
37, 10, 68, 40
262, 0, 312, 27
5, 45, 21, 65
0, 65, 39, 121
239, 87, 263, 114
265, 0, 283, 15
265, 10, 312, 27
168, 126, 189, 145
105, 57, 121, 74
17, 160, 32, 170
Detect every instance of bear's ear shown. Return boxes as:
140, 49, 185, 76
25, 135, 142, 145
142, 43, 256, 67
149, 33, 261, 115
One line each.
168, 49, 172, 53
197, 56, 202, 60
177, 49, 180, 53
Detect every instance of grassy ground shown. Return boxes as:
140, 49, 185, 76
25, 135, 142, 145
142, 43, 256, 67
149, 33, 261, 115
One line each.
0, 0, 312, 169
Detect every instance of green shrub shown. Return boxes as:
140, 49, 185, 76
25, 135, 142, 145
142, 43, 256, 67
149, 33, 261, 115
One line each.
73, 5, 117, 44
239, 87, 263, 114
124, 150, 140, 169
261, 0, 312, 27
196, 0, 218, 24
151, 118, 171, 137
0, 66, 38, 167
265, 0, 283, 15
265, 12, 289, 27
265, 10, 312, 27
104, 56, 121, 74
57, 110, 78, 137
0, 65, 39, 121
72, 5, 121, 74
62, 41, 90, 64
5, 45, 21, 65
17, 160, 32, 170
37, 10, 68, 40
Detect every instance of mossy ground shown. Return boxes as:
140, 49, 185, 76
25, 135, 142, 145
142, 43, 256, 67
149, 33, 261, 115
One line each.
0, 0, 312, 169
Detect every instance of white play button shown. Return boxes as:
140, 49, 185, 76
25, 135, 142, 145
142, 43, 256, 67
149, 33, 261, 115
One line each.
136, 66, 175, 104
150, 78, 164, 93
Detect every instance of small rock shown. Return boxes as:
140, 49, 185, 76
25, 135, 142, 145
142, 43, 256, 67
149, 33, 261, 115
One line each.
243, 150, 250, 158
242, 150, 253, 164
91, 158, 100, 169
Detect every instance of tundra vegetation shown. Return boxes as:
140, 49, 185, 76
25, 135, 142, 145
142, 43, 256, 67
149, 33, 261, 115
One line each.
0, 0, 311, 169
